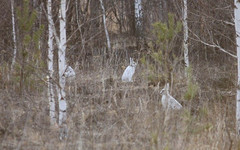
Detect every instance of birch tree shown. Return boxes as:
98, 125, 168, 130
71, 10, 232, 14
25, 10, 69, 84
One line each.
45, 0, 69, 137
10, 0, 17, 73
99, 0, 111, 51
58, 0, 67, 127
183, 0, 189, 76
47, 0, 56, 125
135, 0, 142, 32
234, 0, 240, 135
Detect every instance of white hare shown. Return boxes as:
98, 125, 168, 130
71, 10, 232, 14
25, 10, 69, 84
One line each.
64, 65, 76, 94
160, 83, 182, 110
64, 65, 76, 78
121, 57, 137, 82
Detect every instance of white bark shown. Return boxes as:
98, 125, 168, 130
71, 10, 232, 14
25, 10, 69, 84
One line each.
135, 0, 142, 29
58, 0, 67, 126
234, 0, 240, 135
99, 0, 111, 51
47, 0, 56, 125
10, 0, 17, 72
41, 4, 60, 47
183, 0, 189, 75
159, 0, 163, 22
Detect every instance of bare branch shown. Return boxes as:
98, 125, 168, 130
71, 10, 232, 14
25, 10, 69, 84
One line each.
189, 28, 237, 58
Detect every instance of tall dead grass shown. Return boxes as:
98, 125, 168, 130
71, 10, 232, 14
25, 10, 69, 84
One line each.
0, 51, 239, 150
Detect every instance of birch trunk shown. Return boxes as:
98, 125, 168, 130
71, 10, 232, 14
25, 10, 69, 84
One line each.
183, 0, 189, 76
58, 0, 67, 126
234, 0, 240, 135
135, 0, 142, 30
159, 0, 163, 22
10, 0, 17, 72
99, 0, 111, 51
47, 0, 56, 125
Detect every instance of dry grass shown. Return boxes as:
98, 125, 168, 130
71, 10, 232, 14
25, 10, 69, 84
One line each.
0, 55, 239, 150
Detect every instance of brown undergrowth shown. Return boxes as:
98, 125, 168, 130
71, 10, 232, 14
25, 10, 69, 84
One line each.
0, 55, 239, 150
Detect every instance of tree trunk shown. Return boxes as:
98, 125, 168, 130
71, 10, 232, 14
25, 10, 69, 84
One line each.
135, 0, 142, 27
235, 0, 240, 135
99, 0, 111, 52
75, 0, 85, 52
58, 0, 67, 130
183, 0, 189, 76
135, 0, 142, 35
10, 0, 17, 73
47, 0, 56, 125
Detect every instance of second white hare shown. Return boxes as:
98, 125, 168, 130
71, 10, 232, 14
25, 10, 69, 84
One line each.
160, 83, 182, 110
121, 57, 137, 82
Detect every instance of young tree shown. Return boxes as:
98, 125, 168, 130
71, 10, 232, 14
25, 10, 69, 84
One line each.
10, 0, 17, 73
99, 0, 111, 51
16, 0, 44, 95
47, 0, 56, 125
144, 13, 182, 85
234, 0, 240, 135
183, 0, 189, 76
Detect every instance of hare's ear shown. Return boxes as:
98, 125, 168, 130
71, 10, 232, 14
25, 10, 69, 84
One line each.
166, 83, 169, 91
130, 57, 133, 65
160, 88, 165, 94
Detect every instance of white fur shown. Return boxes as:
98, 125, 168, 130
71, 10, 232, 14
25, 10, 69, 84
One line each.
64, 65, 76, 94
64, 65, 76, 78
122, 58, 137, 82
160, 83, 182, 110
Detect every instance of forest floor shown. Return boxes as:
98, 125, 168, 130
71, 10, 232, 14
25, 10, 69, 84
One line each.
0, 56, 239, 150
